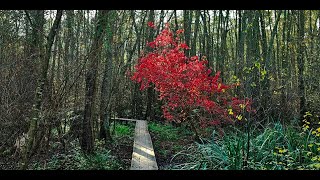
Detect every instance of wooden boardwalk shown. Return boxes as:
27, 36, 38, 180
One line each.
114, 118, 158, 170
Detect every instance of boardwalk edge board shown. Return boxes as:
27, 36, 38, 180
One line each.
113, 117, 158, 170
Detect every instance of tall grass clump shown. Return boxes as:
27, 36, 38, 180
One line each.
169, 120, 318, 170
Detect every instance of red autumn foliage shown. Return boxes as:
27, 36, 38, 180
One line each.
131, 23, 254, 128
147, 21, 155, 29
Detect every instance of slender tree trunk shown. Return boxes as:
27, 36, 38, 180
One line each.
236, 10, 246, 95
145, 10, 155, 120
261, 10, 282, 117
174, 10, 179, 32
183, 10, 192, 57
297, 10, 306, 121
99, 10, 115, 142
191, 10, 200, 57
82, 10, 108, 154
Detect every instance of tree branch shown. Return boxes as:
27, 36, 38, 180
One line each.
24, 10, 34, 28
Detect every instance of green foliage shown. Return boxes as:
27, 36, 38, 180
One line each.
301, 112, 320, 169
243, 61, 268, 82
169, 134, 230, 170
168, 121, 319, 170
148, 122, 192, 141
149, 122, 181, 158
148, 121, 193, 169
114, 123, 134, 137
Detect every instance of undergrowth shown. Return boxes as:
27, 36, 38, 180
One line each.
168, 117, 320, 170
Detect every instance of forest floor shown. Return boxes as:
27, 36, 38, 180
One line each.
108, 121, 135, 169
29, 121, 135, 170
2, 118, 319, 170
148, 121, 194, 169
0, 153, 17, 170
0, 122, 135, 170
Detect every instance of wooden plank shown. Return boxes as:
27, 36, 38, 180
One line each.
112, 117, 145, 122
130, 120, 158, 170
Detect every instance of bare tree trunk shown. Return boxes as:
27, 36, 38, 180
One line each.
22, 10, 63, 169
99, 10, 115, 142
82, 10, 108, 154
297, 10, 306, 121
261, 10, 282, 116
191, 10, 200, 57
145, 10, 155, 121
183, 10, 192, 57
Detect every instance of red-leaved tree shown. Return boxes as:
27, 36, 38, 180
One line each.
131, 23, 254, 137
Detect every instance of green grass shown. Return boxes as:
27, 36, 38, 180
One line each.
148, 122, 192, 157
168, 121, 319, 170
114, 123, 134, 137
148, 121, 192, 141
148, 121, 194, 169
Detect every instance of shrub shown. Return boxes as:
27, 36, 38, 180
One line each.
131, 23, 254, 136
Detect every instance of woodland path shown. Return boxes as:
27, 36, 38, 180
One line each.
114, 118, 158, 170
